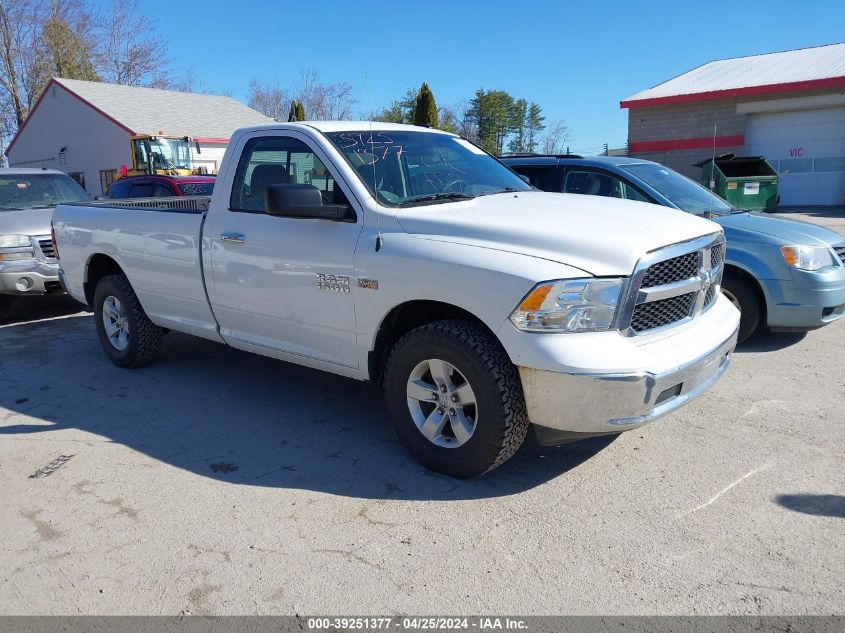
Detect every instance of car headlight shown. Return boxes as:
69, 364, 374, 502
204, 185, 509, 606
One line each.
0, 234, 32, 248
510, 278, 625, 332
780, 245, 836, 271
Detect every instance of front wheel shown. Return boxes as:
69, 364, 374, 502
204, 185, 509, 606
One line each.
93, 273, 164, 368
721, 274, 761, 344
383, 320, 530, 478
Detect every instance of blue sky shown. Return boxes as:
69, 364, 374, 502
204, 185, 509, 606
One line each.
146, 0, 844, 153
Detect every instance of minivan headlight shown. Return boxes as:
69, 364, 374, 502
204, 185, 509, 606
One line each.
780, 245, 835, 271
510, 278, 625, 332
0, 234, 32, 248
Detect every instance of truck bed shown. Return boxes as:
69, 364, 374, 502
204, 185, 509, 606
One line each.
53, 197, 221, 341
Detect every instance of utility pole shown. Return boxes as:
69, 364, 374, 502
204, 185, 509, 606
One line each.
603, 143, 609, 156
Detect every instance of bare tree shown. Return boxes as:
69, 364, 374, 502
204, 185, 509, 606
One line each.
247, 78, 287, 121
541, 120, 571, 154
293, 68, 354, 120
96, 0, 171, 87
452, 98, 477, 142
0, 0, 48, 129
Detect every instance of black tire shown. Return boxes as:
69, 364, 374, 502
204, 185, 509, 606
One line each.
0, 295, 10, 322
383, 320, 529, 478
721, 273, 761, 344
93, 273, 164, 368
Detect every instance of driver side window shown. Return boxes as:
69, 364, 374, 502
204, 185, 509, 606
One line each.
230, 136, 349, 213
563, 169, 649, 202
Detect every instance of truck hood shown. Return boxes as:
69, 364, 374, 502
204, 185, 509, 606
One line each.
395, 191, 721, 276
0, 207, 54, 237
716, 211, 845, 246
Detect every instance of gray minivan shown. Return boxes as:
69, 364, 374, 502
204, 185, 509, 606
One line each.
504, 155, 845, 342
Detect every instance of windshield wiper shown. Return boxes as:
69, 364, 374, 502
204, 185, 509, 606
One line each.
475, 186, 523, 198
397, 192, 475, 207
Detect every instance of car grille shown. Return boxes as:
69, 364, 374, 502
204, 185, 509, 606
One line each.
631, 292, 696, 333
38, 237, 56, 259
623, 235, 725, 335
834, 244, 845, 265
641, 252, 698, 287
711, 243, 725, 268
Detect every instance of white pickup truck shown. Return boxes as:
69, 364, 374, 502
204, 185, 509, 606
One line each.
53, 122, 740, 477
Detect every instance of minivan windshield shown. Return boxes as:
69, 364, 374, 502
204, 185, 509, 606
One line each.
0, 173, 90, 210
620, 163, 737, 215
325, 130, 531, 207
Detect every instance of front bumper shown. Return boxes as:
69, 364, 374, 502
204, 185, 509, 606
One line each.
765, 267, 845, 330
498, 294, 740, 436
0, 259, 61, 295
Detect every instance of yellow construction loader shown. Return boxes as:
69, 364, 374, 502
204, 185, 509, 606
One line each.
125, 134, 207, 177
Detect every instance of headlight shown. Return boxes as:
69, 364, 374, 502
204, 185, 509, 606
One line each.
0, 251, 35, 261
780, 245, 836, 271
0, 234, 32, 248
510, 278, 625, 332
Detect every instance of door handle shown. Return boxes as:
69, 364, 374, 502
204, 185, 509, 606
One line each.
219, 233, 245, 244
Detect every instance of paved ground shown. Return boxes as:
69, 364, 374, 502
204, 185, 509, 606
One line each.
1, 213, 843, 616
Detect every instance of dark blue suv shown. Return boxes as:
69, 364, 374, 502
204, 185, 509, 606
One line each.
503, 155, 845, 343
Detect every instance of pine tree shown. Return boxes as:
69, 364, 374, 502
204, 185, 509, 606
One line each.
412, 82, 438, 128
287, 100, 306, 121
524, 102, 546, 153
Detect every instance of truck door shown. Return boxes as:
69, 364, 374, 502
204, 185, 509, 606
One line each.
204, 132, 363, 368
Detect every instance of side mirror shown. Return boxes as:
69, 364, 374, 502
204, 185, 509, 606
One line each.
266, 183, 355, 223
519, 174, 531, 184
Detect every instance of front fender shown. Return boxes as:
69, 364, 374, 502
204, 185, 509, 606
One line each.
354, 233, 590, 369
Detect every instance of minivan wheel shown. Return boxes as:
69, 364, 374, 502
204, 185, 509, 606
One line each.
384, 320, 529, 478
721, 274, 761, 344
93, 273, 164, 368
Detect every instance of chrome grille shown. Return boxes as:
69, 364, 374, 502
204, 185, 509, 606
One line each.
631, 292, 696, 333
619, 234, 726, 335
710, 243, 725, 268
37, 237, 56, 259
641, 252, 698, 287
834, 244, 845, 265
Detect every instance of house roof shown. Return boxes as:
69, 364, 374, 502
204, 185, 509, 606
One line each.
621, 42, 845, 108
6, 78, 274, 155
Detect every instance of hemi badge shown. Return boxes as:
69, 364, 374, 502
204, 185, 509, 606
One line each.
358, 278, 379, 290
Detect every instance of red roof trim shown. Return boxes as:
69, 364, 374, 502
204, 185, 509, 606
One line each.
629, 134, 745, 153
194, 137, 229, 144
620, 76, 845, 109
5, 79, 135, 156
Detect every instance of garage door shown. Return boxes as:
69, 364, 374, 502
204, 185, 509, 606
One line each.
746, 107, 845, 206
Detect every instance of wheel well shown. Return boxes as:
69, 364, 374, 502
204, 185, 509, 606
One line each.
724, 264, 767, 319
84, 254, 124, 306
368, 300, 494, 385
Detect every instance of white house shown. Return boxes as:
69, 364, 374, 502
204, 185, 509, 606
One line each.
5, 77, 274, 194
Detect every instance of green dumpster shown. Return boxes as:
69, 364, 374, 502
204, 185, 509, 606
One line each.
696, 153, 779, 212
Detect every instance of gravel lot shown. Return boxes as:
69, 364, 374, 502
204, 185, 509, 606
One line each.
1, 211, 843, 616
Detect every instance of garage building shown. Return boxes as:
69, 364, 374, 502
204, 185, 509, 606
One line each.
622, 42, 845, 206
5, 78, 273, 195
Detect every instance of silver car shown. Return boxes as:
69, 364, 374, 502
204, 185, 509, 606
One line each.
0, 168, 90, 314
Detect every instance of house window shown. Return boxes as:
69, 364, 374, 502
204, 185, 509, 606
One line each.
69, 172, 86, 190
99, 169, 118, 193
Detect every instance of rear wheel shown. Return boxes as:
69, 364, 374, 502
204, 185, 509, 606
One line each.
93, 273, 164, 368
721, 273, 761, 344
384, 320, 529, 478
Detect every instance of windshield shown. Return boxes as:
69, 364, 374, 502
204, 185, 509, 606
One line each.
135, 137, 192, 171
620, 163, 736, 215
325, 130, 531, 207
0, 173, 90, 210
